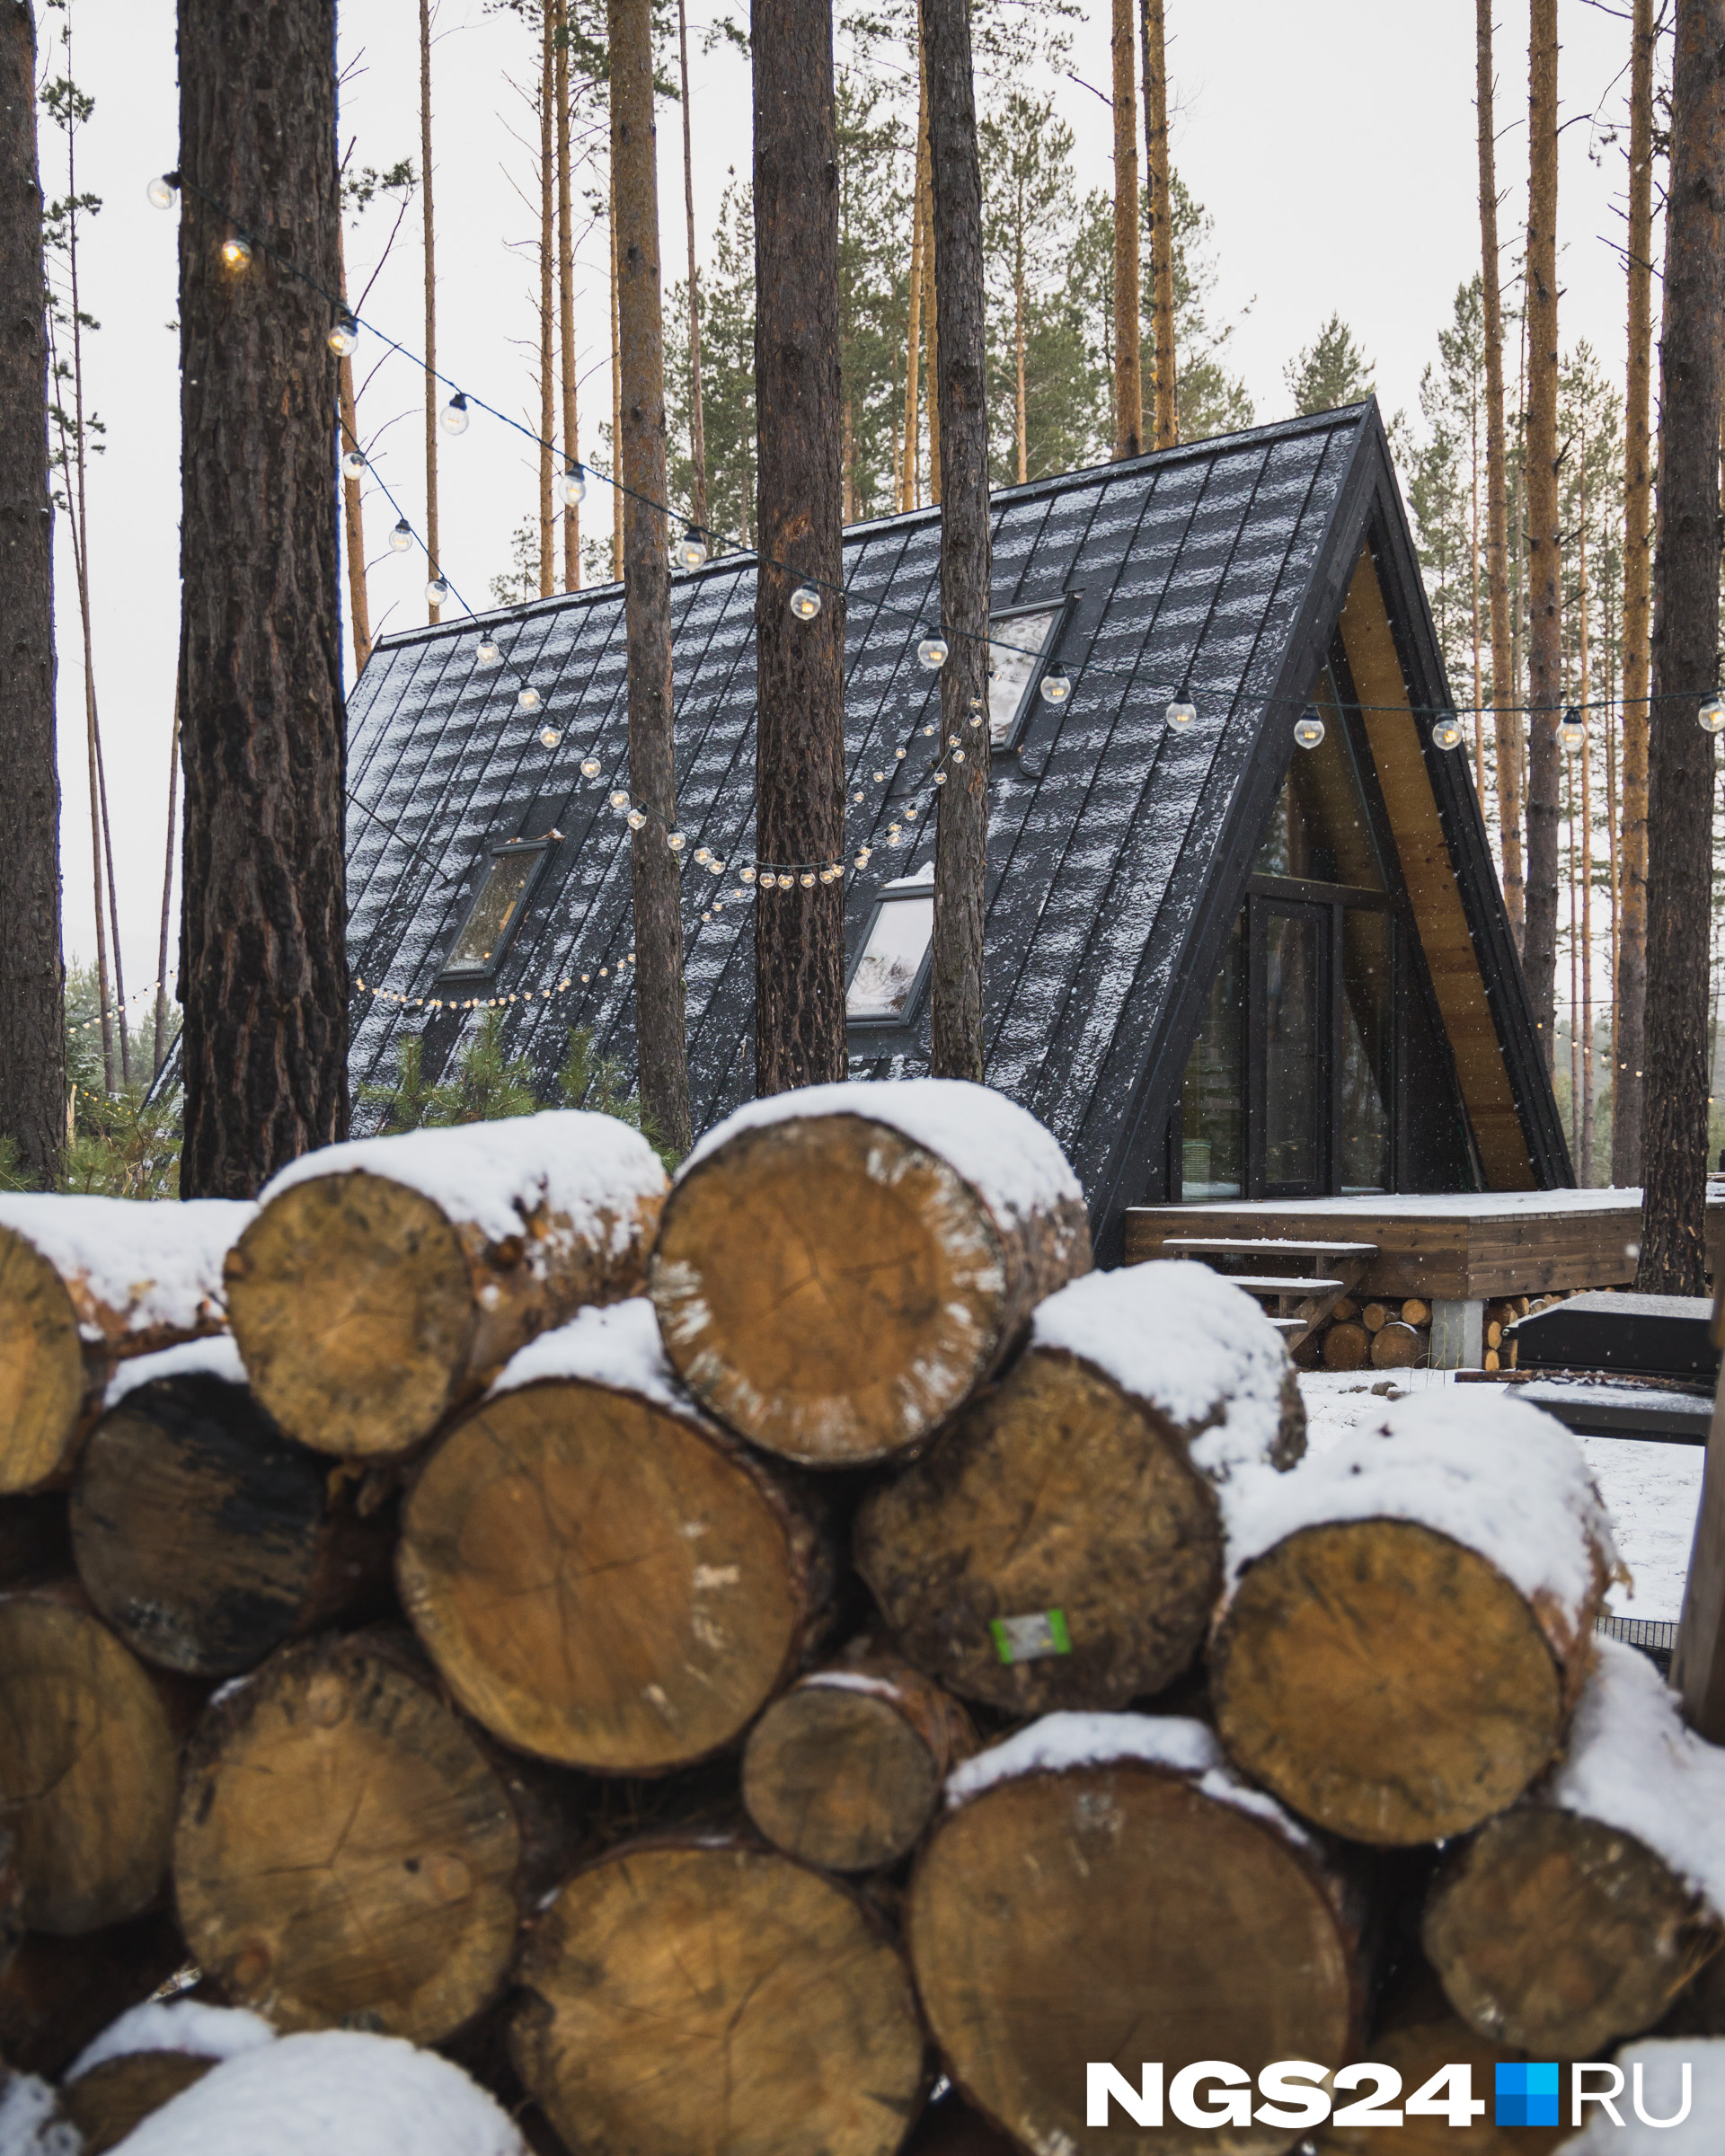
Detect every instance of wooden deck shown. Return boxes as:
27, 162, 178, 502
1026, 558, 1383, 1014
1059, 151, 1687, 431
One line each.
1124, 1192, 1725, 1302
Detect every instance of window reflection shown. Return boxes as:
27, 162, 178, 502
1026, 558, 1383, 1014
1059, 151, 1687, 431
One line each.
1263, 909, 1323, 1188
1254, 668, 1384, 890
846, 890, 934, 1022
986, 611, 1058, 747
1180, 914, 1243, 1197
445, 848, 542, 976
1340, 908, 1393, 1192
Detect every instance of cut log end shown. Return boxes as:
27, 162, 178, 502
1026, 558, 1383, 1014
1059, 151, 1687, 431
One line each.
0, 1225, 92, 1497
650, 1113, 1090, 1467
63, 2053, 218, 2155
1315, 2000, 1569, 2154
400, 1378, 819, 1773
1212, 1520, 1568, 1845
1370, 1321, 1426, 1371
0, 1594, 180, 1934
172, 1635, 523, 2042
1423, 1805, 1723, 2056
513, 1841, 925, 2156
855, 1348, 1225, 1710
1321, 1321, 1371, 1372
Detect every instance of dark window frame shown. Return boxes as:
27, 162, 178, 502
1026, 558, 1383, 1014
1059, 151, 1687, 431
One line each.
844, 879, 936, 1033
438, 839, 552, 984
986, 595, 1075, 754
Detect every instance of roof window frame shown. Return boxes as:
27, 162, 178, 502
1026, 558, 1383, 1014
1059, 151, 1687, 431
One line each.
987, 593, 1075, 755
845, 874, 936, 1034
438, 837, 553, 985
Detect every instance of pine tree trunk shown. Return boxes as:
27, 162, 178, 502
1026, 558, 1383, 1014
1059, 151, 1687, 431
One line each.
919, 35, 941, 509
1639, 0, 1725, 1293
1014, 205, 1028, 484
1141, 0, 1175, 446
335, 219, 371, 673
78, 557, 113, 1095
752, 0, 847, 1094
555, 0, 580, 589
611, 0, 692, 1152
420, 0, 439, 624
1615, 0, 1658, 1186
901, 50, 929, 514
923, 0, 988, 1081
1522, 0, 1562, 1065
0, 0, 64, 1188
1110, 0, 1142, 461
1579, 499, 1595, 1183
153, 689, 178, 1079
610, 171, 624, 580
677, 0, 708, 535
538, 10, 555, 600
92, 725, 129, 1086
177, 0, 349, 1197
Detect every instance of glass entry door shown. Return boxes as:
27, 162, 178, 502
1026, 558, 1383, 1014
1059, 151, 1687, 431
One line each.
1253, 900, 1329, 1196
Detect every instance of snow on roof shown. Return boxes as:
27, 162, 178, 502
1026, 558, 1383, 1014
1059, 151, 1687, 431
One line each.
1556, 2038, 1725, 2150
1550, 1638, 1725, 1914
1218, 1389, 1620, 1632
69, 2001, 275, 2081
0, 1195, 252, 1341
257, 1110, 667, 1254
944, 1710, 1310, 1848
1030, 1261, 1298, 1482
103, 1334, 249, 1411
680, 1078, 1084, 1226
102, 2031, 526, 2156
487, 1296, 685, 1415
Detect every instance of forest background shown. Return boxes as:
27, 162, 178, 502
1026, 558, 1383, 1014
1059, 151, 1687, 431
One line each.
43, 0, 1689, 1180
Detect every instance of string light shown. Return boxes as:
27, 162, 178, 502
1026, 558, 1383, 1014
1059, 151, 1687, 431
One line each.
668, 831, 686, 853
341, 447, 366, 480
426, 576, 450, 606
916, 633, 949, 671
516, 685, 543, 714
580, 756, 601, 777
740, 866, 757, 882
1559, 706, 1586, 753
475, 637, 502, 667
790, 583, 822, 621
220, 234, 252, 270
1165, 694, 1197, 730
327, 314, 360, 358
537, 726, 562, 747
626, 808, 647, 830
146, 173, 177, 209
562, 460, 588, 505
1039, 665, 1071, 705
1430, 711, 1464, 752
609, 790, 631, 810
389, 518, 413, 552
441, 393, 471, 436
674, 525, 709, 570
1702, 694, 1725, 735
1293, 709, 1325, 750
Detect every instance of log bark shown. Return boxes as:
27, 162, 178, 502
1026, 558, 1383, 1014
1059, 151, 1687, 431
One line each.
172, 1630, 538, 2043
223, 1114, 666, 1458
0, 1913, 184, 2079
512, 1836, 926, 2156
650, 1092, 1091, 1465
0, 1589, 182, 1934
1141, 0, 1175, 446
752, 0, 847, 1091
70, 1367, 392, 1676
1110, 0, 1142, 460
63, 2054, 219, 2155
177, 0, 349, 1196
742, 1639, 976, 1870
922, 0, 990, 1081
398, 1312, 836, 1773
854, 1322, 1302, 1711
611, 0, 693, 1154
909, 1734, 1365, 2156
0, 0, 64, 1191
1638, 0, 1725, 1295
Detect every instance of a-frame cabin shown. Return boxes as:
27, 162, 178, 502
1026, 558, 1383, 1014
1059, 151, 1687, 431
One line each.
343, 399, 1568, 1262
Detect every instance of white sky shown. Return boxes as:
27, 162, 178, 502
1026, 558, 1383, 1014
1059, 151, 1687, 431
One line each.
49, 0, 1652, 1001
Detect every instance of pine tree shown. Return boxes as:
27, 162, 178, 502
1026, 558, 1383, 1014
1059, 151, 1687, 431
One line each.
1284, 313, 1374, 416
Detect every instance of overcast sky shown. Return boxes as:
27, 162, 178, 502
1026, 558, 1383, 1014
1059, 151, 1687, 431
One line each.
48, 0, 1655, 1003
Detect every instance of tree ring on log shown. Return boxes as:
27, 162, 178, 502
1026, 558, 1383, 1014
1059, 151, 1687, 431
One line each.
1211, 1520, 1563, 1843
172, 1635, 521, 2041
743, 1684, 942, 1871
398, 1380, 809, 1772
0, 1595, 178, 1934
512, 1841, 925, 2156
0, 1227, 89, 1495
909, 1763, 1358, 2156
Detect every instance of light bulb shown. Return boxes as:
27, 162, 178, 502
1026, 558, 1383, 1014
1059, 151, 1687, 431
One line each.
674, 524, 709, 570
517, 686, 543, 714
627, 808, 647, 830
538, 726, 562, 748
562, 460, 588, 505
580, 757, 601, 778
1294, 709, 1326, 750
389, 518, 412, 553
609, 790, 630, 810
441, 393, 471, 436
147, 174, 177, 210
327, 314, 359, 358
1165, 696, 1197, 729
916, 633, 949, 671
759, 871, 776, 888
933, 770, 948, 784
1430, 711, 1464, 752
340, 447, 366, 480
1701, 694, 1725, 734
694, 847, 712, 864
740, 865, 757, 883
1039, 666, 1072, 705
476, 638, 501, 667
220, 234, 252, 270
426, 576, 450, 606
1559, 705, 1586, 753
799, 871, 813, 888
790, 583, 821, 621
668, 831, 686, 852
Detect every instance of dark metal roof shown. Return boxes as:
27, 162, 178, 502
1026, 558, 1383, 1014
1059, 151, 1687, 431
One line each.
342, 399, 1561, 1253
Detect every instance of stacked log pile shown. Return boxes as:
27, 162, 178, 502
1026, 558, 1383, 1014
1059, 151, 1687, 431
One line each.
0, 1083, 1719, 2156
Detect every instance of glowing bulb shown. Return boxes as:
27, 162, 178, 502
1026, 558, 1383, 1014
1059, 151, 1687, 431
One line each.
475, 638, 501, 667
916, 633, 949, 671
389, 518, 412, 552
1701, 694, 1725, 734
952, 748, 966, 763
517, 686, 543, 714
1430, 711, 1464, 752
790, 583, 821, 621
627, 808, 647, 830
801, 871, 815, 888
1039, 666, 1071, 705
759, 871, 776, 888
1293, 709, 1326, 751
426, 576, 450, 605
741, 866, 757, 883
609, 790, 631, 810
933, 770, 948, 784
694, 847, 712, 864
441, 393, 471, 436
1165, 697, 1197, 730
1559, 705, 1587, 754
580, 757, 601, 778
668, 831, 686, 852
538, 726, 562, 748
220, 234, 252, 270
673, 524, 709, 570
341, 447, 365, 480
147, 174, 177, 210
327, 314, 359, 358
562, 460, 588, 505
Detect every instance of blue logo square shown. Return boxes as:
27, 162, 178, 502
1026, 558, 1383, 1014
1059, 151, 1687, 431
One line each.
1495, 2063, 1560, 2128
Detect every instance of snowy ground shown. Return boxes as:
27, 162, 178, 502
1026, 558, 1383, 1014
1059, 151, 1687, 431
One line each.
1298, 1369, 1705, 1622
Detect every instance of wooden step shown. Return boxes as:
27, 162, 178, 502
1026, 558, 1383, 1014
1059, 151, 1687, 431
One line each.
1205, 1275, 1347, 1299
1163, 1238, 1379, 1262
1268, 1317, 1306, 1339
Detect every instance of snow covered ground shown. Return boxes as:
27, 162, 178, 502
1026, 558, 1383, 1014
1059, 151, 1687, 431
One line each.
1298, 1369, 1705, 1621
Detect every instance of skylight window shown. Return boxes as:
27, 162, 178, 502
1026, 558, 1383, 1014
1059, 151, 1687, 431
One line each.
986, 606, 1063, 748
442, 842, 548, 978
846, 873, 934, 1025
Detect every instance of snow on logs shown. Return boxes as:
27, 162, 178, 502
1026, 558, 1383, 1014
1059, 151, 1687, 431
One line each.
1423, 1639, 1725, 2055
1210, 1392, 1619, 1844
650, 1080, 1092, 1467
397, 1300, 835, 1773
908, 1714, 1364, 2156
225, 1112, 668, 1460
59, 1998, 274, 2153
0, 1195, 250, 1495
854, 1262, 1304, 1710
511, 1838, 925, 2156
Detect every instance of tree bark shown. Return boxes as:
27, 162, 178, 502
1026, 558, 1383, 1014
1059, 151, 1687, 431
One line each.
922, 0, 989, 1080
555, 0, 580, 588
900, 60, 928, 513
753, 0, 846, 1094
153, 688, 179, 1078
1141, 0, 1175, 446
177, 0, 349, 1197
1639, 0, 1725, 1293
919, 38, 941, 508
677, 0, 708, 536
611, 0, 693, 1153
0, 0, 64, 1187
1110, 0, 1142, 460
538, 4, 555, 599
610, 170, 624, 579
1521, 0, 1561, 1065
1477, 0, 1522, 944
420, 0, 439, 623
335, 219, 370, 673
1616, 0, 1659, 1186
